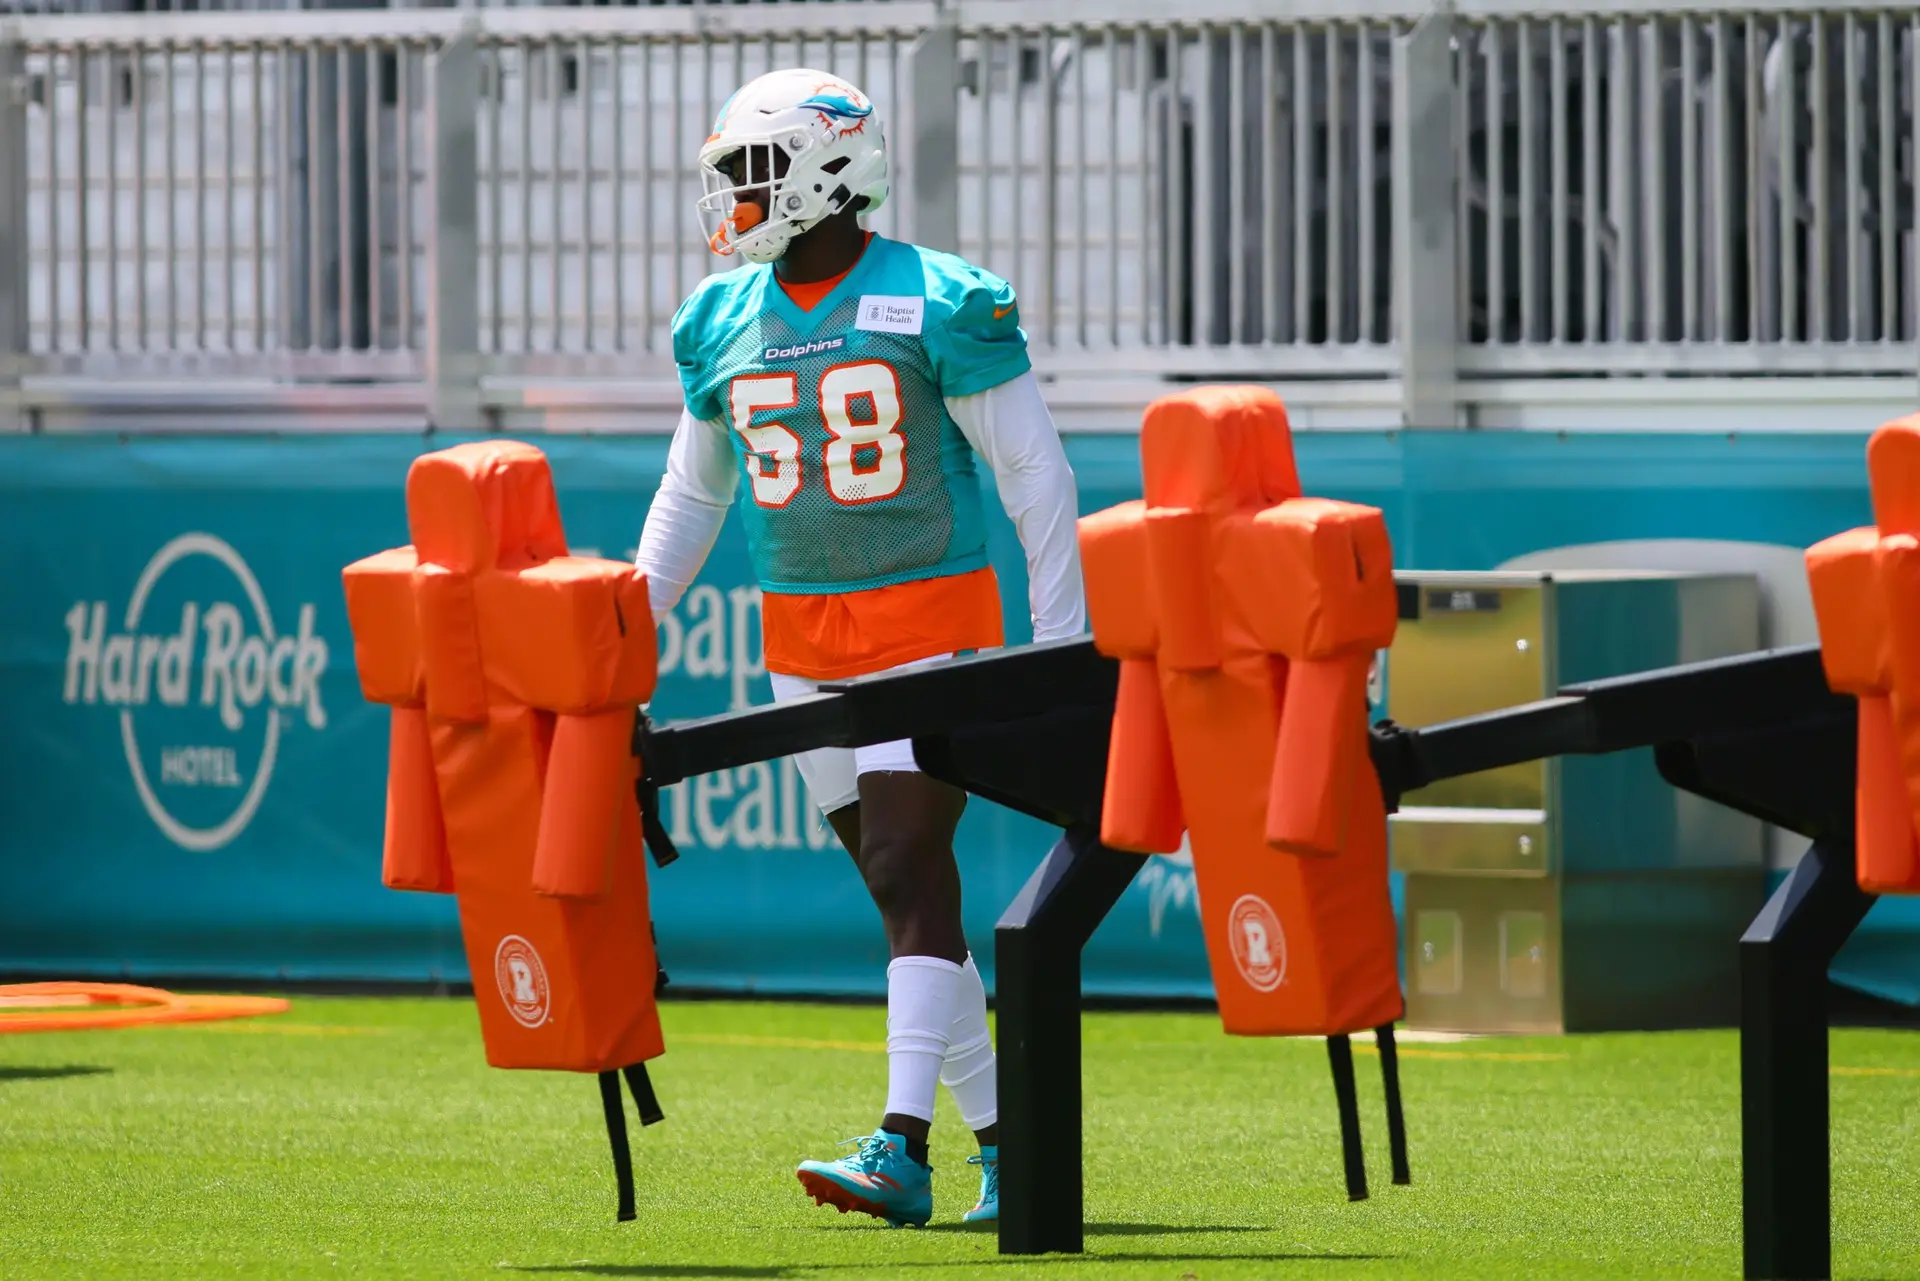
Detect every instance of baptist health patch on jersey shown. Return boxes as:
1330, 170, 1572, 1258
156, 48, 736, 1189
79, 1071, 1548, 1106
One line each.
855, 295, 925, 335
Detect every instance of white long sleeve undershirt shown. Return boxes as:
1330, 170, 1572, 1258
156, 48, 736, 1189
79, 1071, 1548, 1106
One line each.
633, 369, 1087, 642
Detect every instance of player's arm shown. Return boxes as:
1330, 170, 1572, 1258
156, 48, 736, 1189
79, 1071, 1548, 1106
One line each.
933, 277, 1087, 643
634, 408, 739, 621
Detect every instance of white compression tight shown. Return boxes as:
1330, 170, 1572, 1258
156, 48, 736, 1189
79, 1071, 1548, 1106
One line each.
883, 953, 998, 1130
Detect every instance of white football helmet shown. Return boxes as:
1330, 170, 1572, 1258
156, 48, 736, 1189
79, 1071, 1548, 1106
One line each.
697, 69, 889, 265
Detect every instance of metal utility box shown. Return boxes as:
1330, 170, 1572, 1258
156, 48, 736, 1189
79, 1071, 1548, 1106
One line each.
1384, 571, 1767, 1034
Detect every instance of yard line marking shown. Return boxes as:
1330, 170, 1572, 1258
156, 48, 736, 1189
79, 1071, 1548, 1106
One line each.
1831, 1065, 1920, 1078
133, 1022, 384, 1037
677, 1032, 883, 1054
1355, 1045, 1568, 1063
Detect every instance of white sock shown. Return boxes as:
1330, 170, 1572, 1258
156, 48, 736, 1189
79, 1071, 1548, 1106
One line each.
884, 955, 963, 1125
940, 954, 998, 1131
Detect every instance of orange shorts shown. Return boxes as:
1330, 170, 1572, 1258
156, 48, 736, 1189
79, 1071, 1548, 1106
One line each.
759, 566, 1007, 680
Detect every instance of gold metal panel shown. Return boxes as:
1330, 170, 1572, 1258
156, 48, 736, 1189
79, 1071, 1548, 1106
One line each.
1413, 910, 1463, 996
1403, 874, 1563, 1034
1390, 808, 1550, 876
1389, 578, 1549, 810
1499, 911, 1550, 999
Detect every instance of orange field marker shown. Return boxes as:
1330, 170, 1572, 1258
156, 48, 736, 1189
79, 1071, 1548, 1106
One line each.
0, 982, 289, 1034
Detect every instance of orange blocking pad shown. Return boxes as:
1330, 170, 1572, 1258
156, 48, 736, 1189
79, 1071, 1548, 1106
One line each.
1805, 413, 1920, 896
0, 983, 290, 1033
1079, 387, 1403, 1036
342, 441, 666, 1074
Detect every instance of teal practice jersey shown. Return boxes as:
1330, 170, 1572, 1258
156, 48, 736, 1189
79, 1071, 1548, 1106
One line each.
673, 235, 1031, 595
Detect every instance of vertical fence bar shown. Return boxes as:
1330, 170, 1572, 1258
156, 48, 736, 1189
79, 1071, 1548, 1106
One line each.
169, 41, 184, 350
1778, 14, 1797, 342
1454, 30, 1469, 338
399, 40, 414, 352
140, 40, 154, 350
1518, 19, 1536, 345
107, 45, 120, 352
427, 20, 480, 429
1680, 17, 1697, 343
580, 37, 592, 353
1292, 27, 1308, 344
1136, 26, 1150, 346
1743, 17, 1760, 343
1260, 21, 1278, 348
339, 44, 356, 354
0, 25, 28, 427
195, 42, 208, 351
1011, 29, 1027, 302
44, 43, 59, 351
304, 43, 322, 352
365, 40, 382, 352
1358, 21, 1376, 346
547, 41, 561, 353
1711, 14, 1731, 343
611, 37, 624, 352
1842, 14, 1861, 343
517, 39, 534, 353
252, 42, 265, 352
905, 9, 957, 256
1549, 18, 1566, 344
1394, 10, 1456, 427
1194, 21, 1215, 347
1105, 23, 1119, 350
669, 36, 682, 318
978, 32, 996, 275
1810, 17, 1827, 343
1875, 14, 1894, 343
640, 36, 655, 353
1168, 23, 1186, 348
1039, 24, 1057, 348
1227, 22, 1245, 347
77, 45, 92, 350
1642, 21, 1664, 344
1486, 21, 1505, 344
1581, 17, 1598, 343
486, 40, 500, 353
1325, 21, 1343, 345
275, 41, 291, 353
1072, 23, 1085, 349
226, 44, 238, 350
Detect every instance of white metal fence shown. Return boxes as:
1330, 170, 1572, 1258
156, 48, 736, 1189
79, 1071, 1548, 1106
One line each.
4, 0, 1918, 430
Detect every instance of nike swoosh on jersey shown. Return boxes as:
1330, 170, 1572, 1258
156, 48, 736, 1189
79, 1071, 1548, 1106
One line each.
993, 305, 1016, 319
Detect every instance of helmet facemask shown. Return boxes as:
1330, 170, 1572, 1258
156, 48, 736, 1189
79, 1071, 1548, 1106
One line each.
699, 133, 811, 264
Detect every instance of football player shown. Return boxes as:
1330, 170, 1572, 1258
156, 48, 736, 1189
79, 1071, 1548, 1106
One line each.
633, 69, 1086, 1228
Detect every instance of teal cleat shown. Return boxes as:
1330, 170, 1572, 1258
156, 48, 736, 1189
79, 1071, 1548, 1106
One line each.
962, 1145, 998, 1222
795, 1130, 934, 1228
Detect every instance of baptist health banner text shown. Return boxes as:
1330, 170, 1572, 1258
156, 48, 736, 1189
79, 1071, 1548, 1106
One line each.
2, 429, 1913, 1002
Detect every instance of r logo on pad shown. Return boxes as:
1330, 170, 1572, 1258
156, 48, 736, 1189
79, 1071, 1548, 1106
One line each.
495, 935, 551, 1029
1228, 895, 1287, 992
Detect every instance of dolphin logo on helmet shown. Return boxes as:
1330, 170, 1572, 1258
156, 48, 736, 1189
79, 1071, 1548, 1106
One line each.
799, 91, 872, 122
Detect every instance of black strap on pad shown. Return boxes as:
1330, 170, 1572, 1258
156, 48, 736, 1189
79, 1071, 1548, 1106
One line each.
598, 1062, 666, 1222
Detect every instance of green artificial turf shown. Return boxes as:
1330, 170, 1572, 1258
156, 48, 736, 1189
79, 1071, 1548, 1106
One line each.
1, 997, 1916, 1279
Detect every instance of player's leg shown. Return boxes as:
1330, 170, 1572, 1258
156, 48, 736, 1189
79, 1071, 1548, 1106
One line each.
853, 765, 968, 1160
824, 792, 999, 1166
792, 761, 967, 1228
942, 952, 1001, 1222
769, 685, 936, 1226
